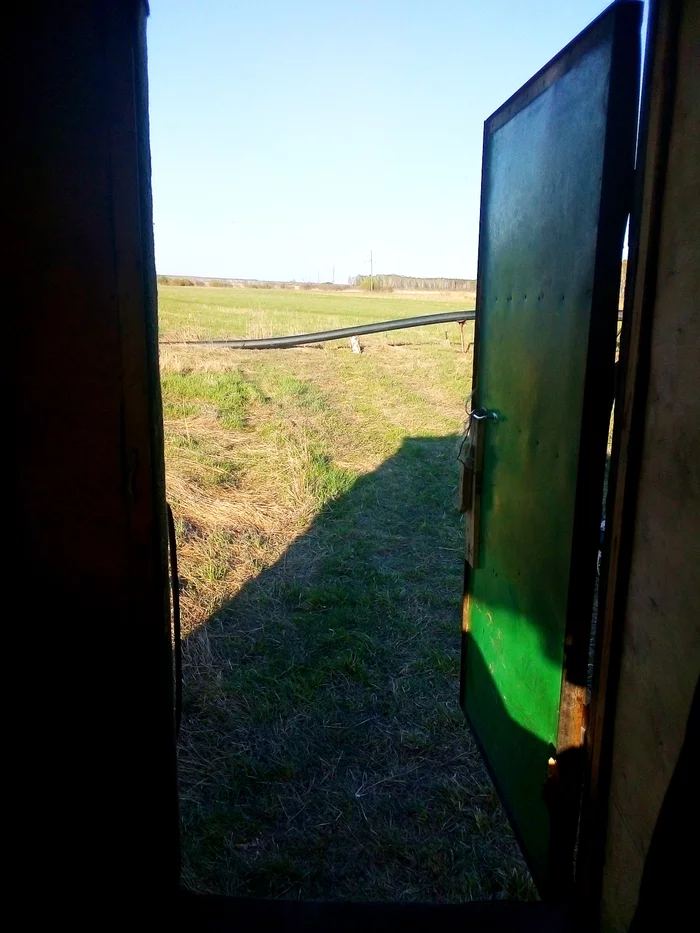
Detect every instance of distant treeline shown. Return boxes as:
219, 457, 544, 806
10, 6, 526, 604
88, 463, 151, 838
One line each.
159, 266, 624, 301
157, 275, 279, 288
349, 274, 476, 292
157, 275, 351, 290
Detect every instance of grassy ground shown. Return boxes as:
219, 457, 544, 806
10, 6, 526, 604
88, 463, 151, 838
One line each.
159, 284, 474, 343
159, 287, 535, 901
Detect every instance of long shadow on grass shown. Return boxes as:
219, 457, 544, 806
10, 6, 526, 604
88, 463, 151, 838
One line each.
178, 435, 541, 903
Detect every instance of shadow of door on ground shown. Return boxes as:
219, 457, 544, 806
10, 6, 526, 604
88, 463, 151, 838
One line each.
178, 434, 541, 902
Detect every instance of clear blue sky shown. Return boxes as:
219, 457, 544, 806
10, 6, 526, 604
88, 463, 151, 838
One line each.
147, 0, 625, 282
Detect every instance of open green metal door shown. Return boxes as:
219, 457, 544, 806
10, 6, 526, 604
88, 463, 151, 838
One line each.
461, 1, 641, 895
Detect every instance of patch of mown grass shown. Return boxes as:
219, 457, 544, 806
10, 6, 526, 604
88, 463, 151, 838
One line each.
275, 374, 328, 412
161, 369, 264, 429
163, 398, 199, 420
304, 447, 353, 506
194, 532, 235, 584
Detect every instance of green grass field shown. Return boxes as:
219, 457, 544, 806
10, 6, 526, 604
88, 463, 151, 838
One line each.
159, 286, 534, 901
159, 284, 474, 344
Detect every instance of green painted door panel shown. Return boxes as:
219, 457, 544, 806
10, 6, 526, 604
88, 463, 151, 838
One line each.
461, 1, 641, 894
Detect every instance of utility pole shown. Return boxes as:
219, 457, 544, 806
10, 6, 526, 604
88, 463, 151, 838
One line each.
332, 264, 335, 285
365, 250, 374, 291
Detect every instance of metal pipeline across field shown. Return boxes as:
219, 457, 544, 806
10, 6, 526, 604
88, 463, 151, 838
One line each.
161, 309, 476, 349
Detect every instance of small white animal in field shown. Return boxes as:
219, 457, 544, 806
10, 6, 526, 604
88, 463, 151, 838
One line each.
350, 336, 363, 354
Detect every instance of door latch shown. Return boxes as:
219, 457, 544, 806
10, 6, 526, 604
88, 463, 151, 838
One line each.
470, 407, 499, 423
